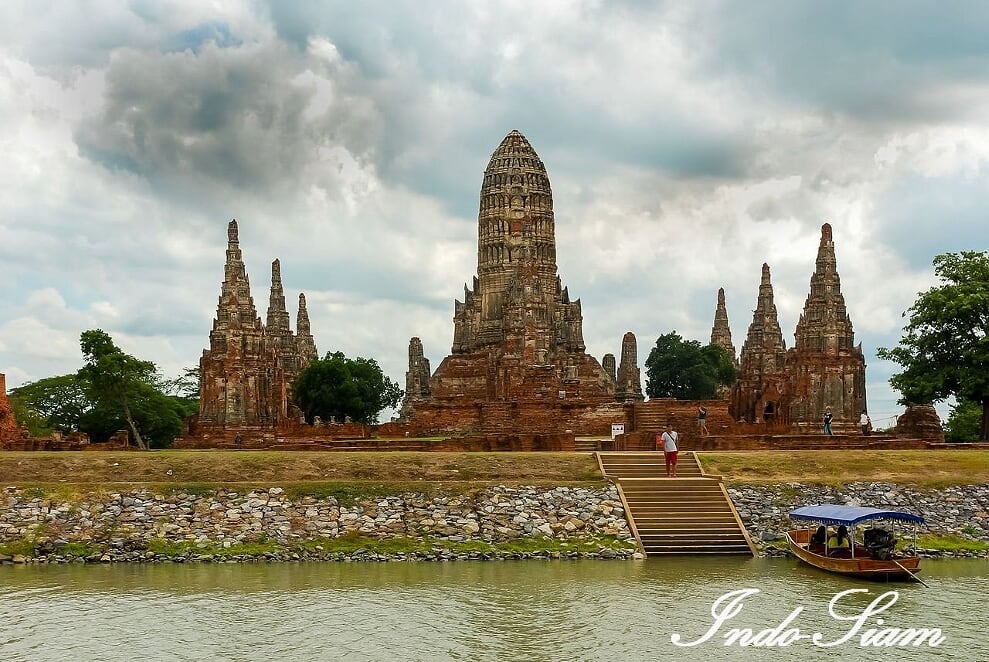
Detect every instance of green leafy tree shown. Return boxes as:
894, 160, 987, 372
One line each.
9, 375, 92, 433
944, 399, 982, 443
645, 332, 737, 400
877, 251, 989, 440
161, 366, 200, 401
77, 329, 161, 449
293, 351, 403, 424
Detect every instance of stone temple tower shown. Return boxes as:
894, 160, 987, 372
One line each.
602, 354, 617, 384
615, 332, 645, 402
427, 130, 614, 406
786, 223, 866, 428
198, 220, 316, 427
730, 263, 790, 424
710, 288, 737, 365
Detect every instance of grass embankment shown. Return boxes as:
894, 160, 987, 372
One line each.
0, 451, 604, 502
698, 450, 989, 488
4, 449, 989, 491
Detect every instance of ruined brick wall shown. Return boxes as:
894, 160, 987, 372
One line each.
895, 404, 945, 442
0, 373, 21, 444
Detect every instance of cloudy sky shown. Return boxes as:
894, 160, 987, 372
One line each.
2, 1, 987, 426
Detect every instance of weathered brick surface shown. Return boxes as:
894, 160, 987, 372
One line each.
0, 373, 19, 444
728, 224, 871, 432
786, 223, 866, 429
195, 220, 316, 435
398, 130, 615, 436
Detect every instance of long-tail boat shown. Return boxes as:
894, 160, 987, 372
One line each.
785, 504, 924, 581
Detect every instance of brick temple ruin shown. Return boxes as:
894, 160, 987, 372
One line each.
397, 210, 880, 443
729, 223, 867, 431
166, 132, 933, 448
396, 130, 626, 440
0, 373, 20, 445
185, 220, 318, 439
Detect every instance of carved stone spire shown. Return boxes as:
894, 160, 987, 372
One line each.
793, 223, 855, 357
787, 223, 866, 427
451, 128, 586, 354
200, 219, 267, 425
615, 332, 645, 402
730, 264, 789, 424
710, 287, 737, 365
266, 259, 291, 336
400, 337, 432, 418
295, 293, 317, 364
215, 219, 261, 329
602, 353, 617, 384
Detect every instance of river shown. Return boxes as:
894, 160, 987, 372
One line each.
1, 558, 987, 661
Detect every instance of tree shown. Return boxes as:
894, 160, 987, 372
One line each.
645, 332, 737, 400
77, 329, 159, 449
161, 366, 200, 402
877, 251, 989, 440
10, 375, 92, 434
293, 351, 403, 424
944, 399, 981, 443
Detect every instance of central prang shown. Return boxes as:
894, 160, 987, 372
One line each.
401, 130, 615, 432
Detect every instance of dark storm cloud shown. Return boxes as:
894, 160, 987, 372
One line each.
75, 39, 383, 210
262, 0, 755, 214
691, 1, 989, 121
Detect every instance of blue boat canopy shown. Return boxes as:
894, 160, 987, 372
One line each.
789, 504, 925, 526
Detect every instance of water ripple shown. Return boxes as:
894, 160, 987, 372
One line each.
0, 559, 986, 661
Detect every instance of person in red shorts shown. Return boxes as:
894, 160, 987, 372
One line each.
660, 424, 679, 477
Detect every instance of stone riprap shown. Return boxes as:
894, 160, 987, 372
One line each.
0, 485, 635, 564
730, 482, 989, 558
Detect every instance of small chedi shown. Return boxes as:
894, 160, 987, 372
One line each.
601, 353, 617, 384
614, 332, 644, 403
399, 130, 616, 436
195, 220, 317, 430
729, 223, 866, 429
710, 288, 737, 365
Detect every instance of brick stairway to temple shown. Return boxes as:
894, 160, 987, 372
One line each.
597, 452, 754, 556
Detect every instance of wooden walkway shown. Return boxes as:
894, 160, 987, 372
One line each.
597, 452, 755, 556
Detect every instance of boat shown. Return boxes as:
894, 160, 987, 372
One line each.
785, 504, 924, 581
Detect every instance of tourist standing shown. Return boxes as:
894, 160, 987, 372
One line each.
697, 406, 709, 436
661, 424, 679, 478
823, 407, 833, 436
860, 411, 872, 436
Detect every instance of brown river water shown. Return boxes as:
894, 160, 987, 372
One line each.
1, 557, 987, 661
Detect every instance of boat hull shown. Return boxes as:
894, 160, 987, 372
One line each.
785, 529, 921, 581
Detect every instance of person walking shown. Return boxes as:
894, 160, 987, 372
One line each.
661, 424, 679, 478
823, 407, 834, 436
860, 411, 872, 436
697, 406, 709, 436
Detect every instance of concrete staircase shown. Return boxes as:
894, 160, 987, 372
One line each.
597, 452, 754, 556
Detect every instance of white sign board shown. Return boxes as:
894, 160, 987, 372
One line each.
611, 423, 625, 439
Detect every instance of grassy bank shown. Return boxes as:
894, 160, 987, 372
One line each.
698, 450, 989, 488
0, 451, 604, 496
2, 449, 988, 490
